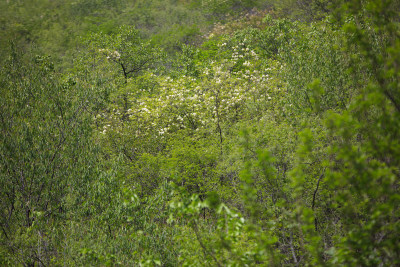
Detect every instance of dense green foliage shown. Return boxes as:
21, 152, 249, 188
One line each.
1, 0, 399, 266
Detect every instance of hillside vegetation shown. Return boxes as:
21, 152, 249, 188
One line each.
1, 0, 400, 266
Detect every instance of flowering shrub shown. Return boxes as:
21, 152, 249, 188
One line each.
95, 48, 282, 142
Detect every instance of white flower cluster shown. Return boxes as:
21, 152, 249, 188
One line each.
95, 54, 282, 139
99, 48, 121, 60
230, 41, 259, 63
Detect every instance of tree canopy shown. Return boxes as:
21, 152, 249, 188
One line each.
1, 0, 399, 266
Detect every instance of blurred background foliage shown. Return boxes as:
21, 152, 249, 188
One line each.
1, 0, 400, 266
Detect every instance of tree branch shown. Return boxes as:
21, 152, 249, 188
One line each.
312, 168, 326, 211
192, 221, 222, 267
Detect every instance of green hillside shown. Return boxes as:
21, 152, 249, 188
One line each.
1, 0, 400, 265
